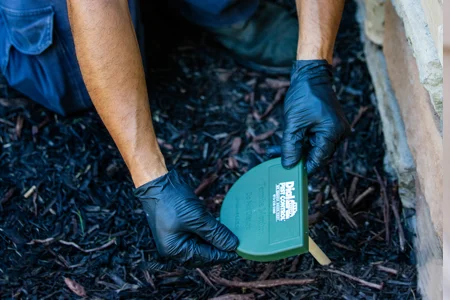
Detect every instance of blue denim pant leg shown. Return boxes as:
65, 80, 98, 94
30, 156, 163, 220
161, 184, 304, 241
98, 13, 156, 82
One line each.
0, 0, 142, 116
175, 0, 259, 28
0, 0, 254, 116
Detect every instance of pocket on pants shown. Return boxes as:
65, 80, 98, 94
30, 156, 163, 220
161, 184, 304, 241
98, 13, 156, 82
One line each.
0, 5, 91, 115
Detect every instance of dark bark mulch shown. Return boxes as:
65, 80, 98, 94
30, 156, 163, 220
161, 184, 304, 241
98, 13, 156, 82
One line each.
0, 1, 418, 299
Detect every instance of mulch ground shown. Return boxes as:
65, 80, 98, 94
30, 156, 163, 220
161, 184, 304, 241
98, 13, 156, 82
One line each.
0, 1, 418, 299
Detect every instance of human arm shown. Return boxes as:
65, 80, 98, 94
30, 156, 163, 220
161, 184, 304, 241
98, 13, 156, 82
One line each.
296, 0, 345, 63
66, 0, 166, 187
66, 0, 238, 264
281, 0, 350, 173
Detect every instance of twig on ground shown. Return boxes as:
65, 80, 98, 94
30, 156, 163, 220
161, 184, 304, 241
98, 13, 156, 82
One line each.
142, 270, 156, 290
59, 238, 116, 253
252, 129, 276, 143
156, 271, 184, 278
23, 186, 36, 199
0, 117, 14, 126
387, 280, 414, 286
344, 170, 378, 183
27, 237, 55, 245
351, 187, 375, 207
374, 167, 390, 244
15, 115, 24, 139
64, 277, 87, 297
107, 273, 126, 287
107, 273, 140, 292
209, 294, 255, 300
40, 290, 62, 300
248, 92, 255, 106
265, 78, 290, 89
290, 256, 301, 272
196, 268, 217, 291
391, 198, 406, 252
41, 197, 58, 216
232, 277, 265, 296
253, 88, 286, 120
351, 106, 370, 128
348, 177, 359, 204
1, 187, 16, 205
377, 265, 399, 275
258, 264, 274, 281
194, 173, 218, 195
327, 269, 383, 290
342, 139, 349, 161
331, 241, 356, 252
230, 137, 242, 155
250, 142, 265, 154
358, 229, 386, 246
210, 275, 314, 289
33, 192, 38, 216
331, 187, 358, 228
314, 192, 323, 207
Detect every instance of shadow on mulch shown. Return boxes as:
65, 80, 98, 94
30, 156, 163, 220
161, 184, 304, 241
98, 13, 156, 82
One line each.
0, 1, 418, 299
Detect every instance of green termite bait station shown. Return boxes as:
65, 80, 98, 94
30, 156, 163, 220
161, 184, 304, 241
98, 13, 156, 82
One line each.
220, 158, 331, 265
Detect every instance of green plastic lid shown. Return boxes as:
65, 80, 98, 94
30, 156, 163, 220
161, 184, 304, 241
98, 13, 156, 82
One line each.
220, 158, 308, 262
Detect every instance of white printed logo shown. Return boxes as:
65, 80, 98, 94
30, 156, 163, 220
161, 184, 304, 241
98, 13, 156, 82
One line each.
272, 181, 298, 222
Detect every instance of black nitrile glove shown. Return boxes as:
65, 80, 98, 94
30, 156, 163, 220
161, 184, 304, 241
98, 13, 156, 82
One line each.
282, 60, 350, 173
134, 170, 239, 266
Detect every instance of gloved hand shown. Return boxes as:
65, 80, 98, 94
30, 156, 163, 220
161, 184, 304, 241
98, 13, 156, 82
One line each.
282, 60, 350, 174
134, 170, 239, 266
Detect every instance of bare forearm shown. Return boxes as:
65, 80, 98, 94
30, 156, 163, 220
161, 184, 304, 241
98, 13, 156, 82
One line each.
67, 0, 167, 187
296, 0, 345, 63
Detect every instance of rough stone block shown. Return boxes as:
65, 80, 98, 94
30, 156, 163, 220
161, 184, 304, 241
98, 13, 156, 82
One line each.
384, 0, 443, 242
415, 178, 442, 300
390, 0, 443, 118
363, 40, 416, 208
364, 0, 386, 45
419, 0, 443, 63
354, 0, 368, 42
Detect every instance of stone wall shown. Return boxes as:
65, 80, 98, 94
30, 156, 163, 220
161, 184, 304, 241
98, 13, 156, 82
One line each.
384, 0, 443, 243
442, 8, 449, 300
390, 0, 443, 118
355, 0, 443, 298
363, 40, 416, 208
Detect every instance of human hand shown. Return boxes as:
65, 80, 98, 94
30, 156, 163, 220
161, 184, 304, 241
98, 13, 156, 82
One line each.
282, 60, 350, 173
134, 170, 239, 266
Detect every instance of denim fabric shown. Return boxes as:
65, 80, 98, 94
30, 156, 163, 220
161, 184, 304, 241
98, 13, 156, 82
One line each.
0, 71, 24, 100
176, 0, 259, 28
0, 0, 255, 115
0, 0, 142, 116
